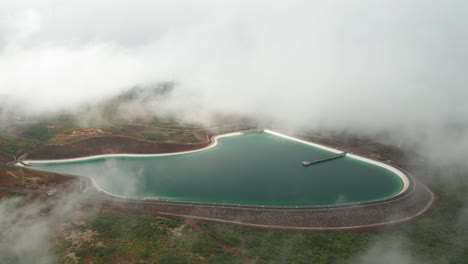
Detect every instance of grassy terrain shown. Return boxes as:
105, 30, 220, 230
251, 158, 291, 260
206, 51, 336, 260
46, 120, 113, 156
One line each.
0, 115, 77, 155
0, 111, 250, 156
199, 180, 467, 264
57, 212, 243, 264
0, 116, 208, 156
0, 134, 42, 155
48, 176, 468, 264
200, 226, 372, 263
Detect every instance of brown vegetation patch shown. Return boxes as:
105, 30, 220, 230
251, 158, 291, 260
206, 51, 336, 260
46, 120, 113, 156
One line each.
54, 128, 111, 142
65, 229, 99, 246
0, 191, 11, 200
0, 170, 16, 186
29, 135, 211, 160
0, 166, 76, 192
170, 224, 186, 238
0, 152, 12, 164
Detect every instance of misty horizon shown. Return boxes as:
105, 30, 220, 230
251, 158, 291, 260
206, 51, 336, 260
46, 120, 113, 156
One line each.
1, 1, 468, 171
0, 1, 467, 263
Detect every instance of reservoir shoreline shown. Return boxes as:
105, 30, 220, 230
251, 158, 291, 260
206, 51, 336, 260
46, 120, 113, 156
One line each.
21, 129, 410, 208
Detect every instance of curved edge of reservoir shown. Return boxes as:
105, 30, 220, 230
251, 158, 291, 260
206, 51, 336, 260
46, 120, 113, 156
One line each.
19, 132, 243, 163
263, 129, 410, 197
19, 129, 411, 207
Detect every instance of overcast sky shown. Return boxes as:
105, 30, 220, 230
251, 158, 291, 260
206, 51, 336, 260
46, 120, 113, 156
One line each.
1, 3, 467, 262
1, 0, 467, 166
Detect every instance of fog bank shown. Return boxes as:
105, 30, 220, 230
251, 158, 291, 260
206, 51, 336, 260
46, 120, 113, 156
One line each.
1, 1, 467, 166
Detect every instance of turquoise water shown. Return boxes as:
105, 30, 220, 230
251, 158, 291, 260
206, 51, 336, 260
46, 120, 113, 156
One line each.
31, 133, 404, 207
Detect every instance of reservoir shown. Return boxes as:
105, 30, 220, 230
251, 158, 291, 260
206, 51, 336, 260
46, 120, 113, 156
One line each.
29, 131, 405, 207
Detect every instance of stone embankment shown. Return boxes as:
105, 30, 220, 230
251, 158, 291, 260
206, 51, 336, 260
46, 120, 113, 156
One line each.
88, 181, 433, 231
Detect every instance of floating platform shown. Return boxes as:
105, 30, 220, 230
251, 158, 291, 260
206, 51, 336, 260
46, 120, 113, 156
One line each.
302, 152, 347, 166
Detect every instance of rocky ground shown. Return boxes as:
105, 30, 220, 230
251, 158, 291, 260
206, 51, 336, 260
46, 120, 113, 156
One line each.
0, 165, 77, 196
0, 152, 12, 163
28, 135, 211, 160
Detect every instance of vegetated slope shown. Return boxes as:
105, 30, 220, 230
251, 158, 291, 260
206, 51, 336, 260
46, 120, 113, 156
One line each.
28, 135, 211, 160
0, 152, 12, 163
56, 212, 244, 264
0, 165, 75, 191
55, 178, 466, 264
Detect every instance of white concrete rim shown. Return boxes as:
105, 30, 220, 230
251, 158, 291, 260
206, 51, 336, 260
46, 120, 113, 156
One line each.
157, 183, 433, 231
22, 129, 410, 202
22, 132, 242, 164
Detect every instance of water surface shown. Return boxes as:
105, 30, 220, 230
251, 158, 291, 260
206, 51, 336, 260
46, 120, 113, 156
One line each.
32, 133, 403, 207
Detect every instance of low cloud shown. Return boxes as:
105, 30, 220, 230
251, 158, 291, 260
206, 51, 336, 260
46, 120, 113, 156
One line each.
0, 1, 466, 170
0, 191, 85, 264
0, 2, 467, 262
351, 235, 422, 264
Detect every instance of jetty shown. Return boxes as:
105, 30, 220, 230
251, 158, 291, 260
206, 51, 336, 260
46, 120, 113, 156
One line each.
302, 152, 347, 166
